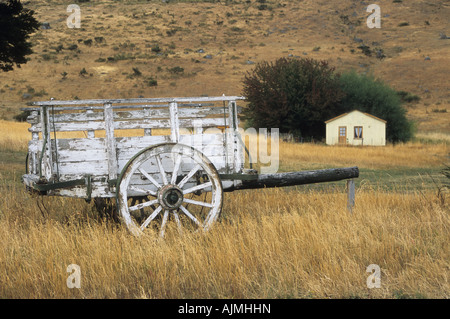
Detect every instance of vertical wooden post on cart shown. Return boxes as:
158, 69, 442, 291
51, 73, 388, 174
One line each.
169, 102, 180, 143
104, 102, 118, 182
40, 105, 53, 181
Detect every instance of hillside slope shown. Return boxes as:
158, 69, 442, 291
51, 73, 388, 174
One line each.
0, 0, 448, 133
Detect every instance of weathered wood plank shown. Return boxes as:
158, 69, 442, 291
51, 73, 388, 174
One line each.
28, 117, 229, 133
169, 102, 180, 143
40, 106, 53, 181
104, 103, 118, 180
21, 102, 219, 112
54, 155, 231, 177
32, 96, 246, 106
54, 134, 224, 152
46, 107, 231, 123
228, 100, 244, 173
55, 149, 108, 162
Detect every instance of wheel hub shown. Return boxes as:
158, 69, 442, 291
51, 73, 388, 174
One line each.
157, 184, 184, 210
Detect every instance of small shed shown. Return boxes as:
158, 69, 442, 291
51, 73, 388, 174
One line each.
325, 110, 386, 146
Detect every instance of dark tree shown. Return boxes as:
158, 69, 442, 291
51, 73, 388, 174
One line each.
242, 57, 344, 139
0, 0, 40, 72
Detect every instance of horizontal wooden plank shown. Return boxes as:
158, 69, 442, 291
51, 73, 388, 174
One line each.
54, 155, 231, 177
46, 107, 232, 123
115, 135, 171, 149
53, 138, 106, 151
56, 161, 109, 175
50, 185, 112, 198
32, 96, 246, 106
21, 103, 216, 112
115, 144, 227, 163
29, 117, 229, 132
53, 134, 224, 153
55, 149, 108, 162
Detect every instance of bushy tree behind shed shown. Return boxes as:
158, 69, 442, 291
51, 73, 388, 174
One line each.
242, 57, 344, 139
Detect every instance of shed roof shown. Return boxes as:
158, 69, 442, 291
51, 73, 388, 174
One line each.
324, 110, 387, 124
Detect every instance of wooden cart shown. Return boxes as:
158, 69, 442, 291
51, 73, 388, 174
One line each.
22, 95, 359, 237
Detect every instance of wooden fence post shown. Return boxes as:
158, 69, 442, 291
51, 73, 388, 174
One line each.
347, 179, 355, 213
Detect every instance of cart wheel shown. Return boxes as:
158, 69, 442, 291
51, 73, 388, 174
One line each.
117, 143, 223, 237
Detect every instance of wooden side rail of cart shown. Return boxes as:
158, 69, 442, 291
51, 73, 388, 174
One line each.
21, 96, 246, 199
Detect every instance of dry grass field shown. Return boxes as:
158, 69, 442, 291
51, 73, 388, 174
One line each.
0, 0, 449, 300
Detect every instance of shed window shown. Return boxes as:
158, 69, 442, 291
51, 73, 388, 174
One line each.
354, 126, 363, 139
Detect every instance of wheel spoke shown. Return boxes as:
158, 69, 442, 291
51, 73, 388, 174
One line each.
178, 164, 201, 188
183, 181, 212, 195
171, 154, 182, 185
156, 154, 168, 185
183, 198, 213, 208
129, 198, 158, 212
140, 205, 163, 230
128, 186, 157, 197
139, 168, 162, 189
179, 205, 203, 228
160, 210, 169, 237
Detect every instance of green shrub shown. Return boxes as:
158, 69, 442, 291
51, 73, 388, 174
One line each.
132, 67, 142, 77
338, 71, 414, 143
146, 77, 157, 87
397, 90, 420, 103
67, 44, 78, 51
94, 37, 104, 43
168, 66, 184, 75
242, 57, 344, 138
79, 68, 88, 76
151, 44, 161, 53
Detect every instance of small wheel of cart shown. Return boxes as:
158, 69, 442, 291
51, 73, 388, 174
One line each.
116, 143, 223, 237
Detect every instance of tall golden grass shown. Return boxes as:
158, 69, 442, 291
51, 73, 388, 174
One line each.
278, 141, 449, 170
0, 120, 30, 152
0, 183, 448, 298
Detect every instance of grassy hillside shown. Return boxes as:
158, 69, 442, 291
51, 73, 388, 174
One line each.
0, 0, 449, 134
